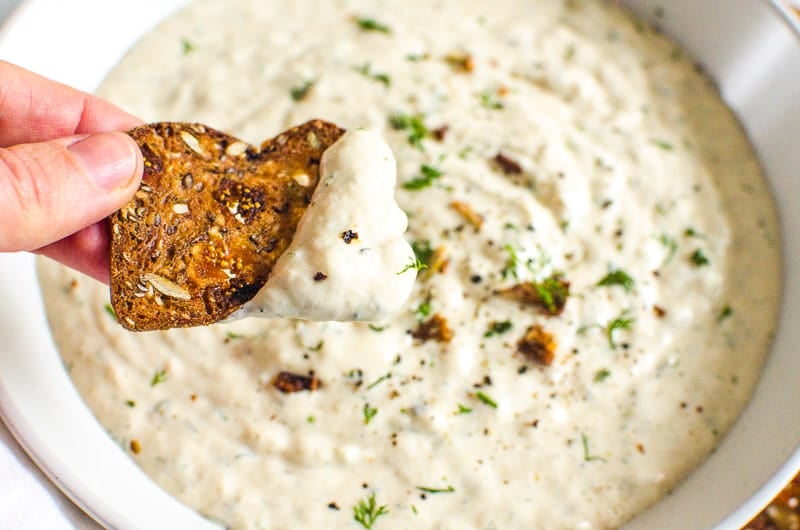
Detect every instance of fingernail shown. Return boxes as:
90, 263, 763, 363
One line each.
68, 132, 140, 190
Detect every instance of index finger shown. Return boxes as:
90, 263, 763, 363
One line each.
0, 60, 143, 147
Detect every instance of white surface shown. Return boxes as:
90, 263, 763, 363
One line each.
621, 3, 800, 530
0, 422, 96, 530
0, 0, 16, 22
0, 1, 106, 526
0, 1, 797, 529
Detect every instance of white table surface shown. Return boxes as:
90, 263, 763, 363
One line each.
0, 1, 101, 516
0, 5, 111, 530
0, 0, 15, 21
0, 1, 798, 529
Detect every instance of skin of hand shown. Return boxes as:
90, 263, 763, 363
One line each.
0, 60, 144, 284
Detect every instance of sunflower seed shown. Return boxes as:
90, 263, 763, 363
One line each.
142, 273, 191, 301
181, 174, 194, 189
225, 141, 248, 157
293, 172, 311, 186
180, 130, 207, 157
307, 131, 321, 149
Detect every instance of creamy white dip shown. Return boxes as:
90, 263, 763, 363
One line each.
232, 130, 417, 322
38, 0, 781, 529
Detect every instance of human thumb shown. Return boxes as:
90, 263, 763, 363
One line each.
0, 132, 143, 252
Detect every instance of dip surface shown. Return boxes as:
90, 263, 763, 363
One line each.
38, 0, 781, 528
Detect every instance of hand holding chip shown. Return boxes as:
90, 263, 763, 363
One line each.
0, 61, 143, 283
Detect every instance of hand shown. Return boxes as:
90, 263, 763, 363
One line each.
0, 60, 144, 283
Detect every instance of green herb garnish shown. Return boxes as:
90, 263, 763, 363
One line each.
353, 493, 389, 529
479, 90, 504, 110
535, 275, 570, 314
104, 303, 117, 322
181, 38, 195, 55
652, 139, 673, 150
606, 311, 634, 348
475, 391, 497, 409
411, 239, 434, 268
657, 234, 678, 265
456, 404, 473, 414
346, 368, 364, 381
307, 415, 315, 423
597, 269, 635, 292
718, 304, 733, 323
576, 323, 602, 335
368, 324, 387, 332
356, 17, 391, 34
684, 227, 704, 238
501, 243, 520, 280
389, 113, 429, 149
397, 256, 428, 275
354, 63, 391, 87
484, 320, 513, 338
290, 79, 315, 101
581, 432, 606, 462
372, 72, 391, 86
363, 403, 378, 424
416, 484, 455, 494
150, 369, 167, 387
402, 164, 443, 190
310, 340, 324, 352
125, 400, 136, 408
690, 248, 710, 267
414, 301, 431, 320
594, 368, 611, 382
406, 53, 429, 62
225, 331, 246, 340
366, 373, 391, 390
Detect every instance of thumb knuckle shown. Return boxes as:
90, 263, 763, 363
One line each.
0, 143, 77, 251
0, 145, 54, 211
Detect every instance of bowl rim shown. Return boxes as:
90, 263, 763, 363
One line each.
0, 1, 798, 529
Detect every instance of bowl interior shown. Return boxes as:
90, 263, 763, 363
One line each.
0, 1, 798, 528
620, 1, 800, 528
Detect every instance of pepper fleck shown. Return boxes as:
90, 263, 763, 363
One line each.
314, 272, 328, 282
342, 230, 359, 244
494, 152, 523, 174
432, 125, 449, 141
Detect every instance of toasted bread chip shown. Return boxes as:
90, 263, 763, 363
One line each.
449, 200, 483, 230
497, 276, 570, 316
412, 313, 454, 343
517, 324, 556, 366
110, 120, 345, 331
272, 371, 321, 393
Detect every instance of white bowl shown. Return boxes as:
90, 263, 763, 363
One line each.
0, 1, 797, 528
